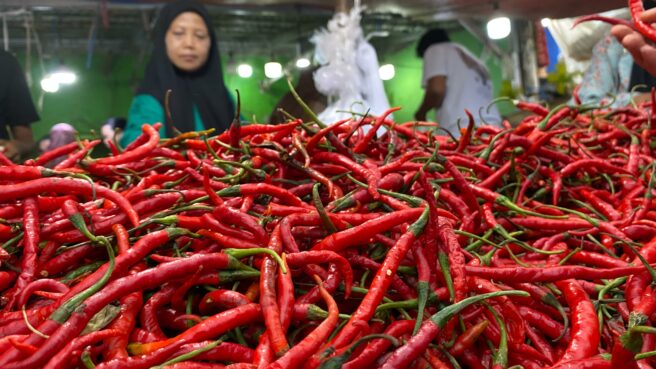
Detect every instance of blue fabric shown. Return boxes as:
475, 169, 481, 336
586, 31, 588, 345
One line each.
545, 28, 560, 73
575, 34, 633, 108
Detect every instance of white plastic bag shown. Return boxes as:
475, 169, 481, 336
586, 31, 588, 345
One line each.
548, 8, 628, 61
312, 6, 392, 133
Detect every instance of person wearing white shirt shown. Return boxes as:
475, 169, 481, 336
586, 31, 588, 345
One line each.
414, 28, 501, 137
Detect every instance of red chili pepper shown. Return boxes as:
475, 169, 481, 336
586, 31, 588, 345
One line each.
422, 348, 451, 369
96, 124, 160, 165
353, 107, 400, 154
104, 291, 143, 360
610, 338, 640, 369
436, 154, 481, 216
276, 253, 294, 331
44, 328, 122, 369
112, 224, 130, 255
579, 188, 621, 221
5, 197, 39, 311
327, 173, 403, 212
449, 319, 489, 357
454, 109, 475, 153
515, 100, 549, 116
217, 183, 309, 208
305, 119, 352, 153
312, 151, 380, 200
33, 141, 81, 167
466, 264, 650, 283
339, 320, 414, 369
267, 275, 338, 369
0, 271, 17, 293
12, 258, 246, 369
170, 267, 204, 312
6, 337, 36, 355
312, 207, 423, 252
518, 306, 564, 341
469, 278, 525, 347
253, 331, 275, 368
478, 161, 512, 189
212, 206, 267, 244
172, 341, 254, 364
286, 251, 352, 298
525, 326, 555, 365
412, 244, 432, 333
54, 139, 101, 170
158, 362, 227, 369
140, 283, 180, 340
630, 0, 656, 43
547, 356, 611, 369
0, 177, 139, 227
561, 159, 633, 178
259, 226, 289, 357
329, 208, 427, 349
460, 348, 488, 369
85, 159, 189, 177
379, 290, 527, 369
215, 120, 300, 142
198, 289, 250, 315
16, 279, 69, 308
347, 254, 416, 300
382, 120, 431, 144
296, 264, 342, 306
506, 216, 591, 231
38, 245, 94, 278
553, 279, 600, 364
569, 250, 628, 268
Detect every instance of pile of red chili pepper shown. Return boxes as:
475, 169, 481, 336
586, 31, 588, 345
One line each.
1, 92, 656, 369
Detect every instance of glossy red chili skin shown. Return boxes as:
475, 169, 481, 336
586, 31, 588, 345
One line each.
553, 280, 600, 364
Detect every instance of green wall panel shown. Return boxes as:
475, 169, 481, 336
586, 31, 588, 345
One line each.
12, 28, 509, 141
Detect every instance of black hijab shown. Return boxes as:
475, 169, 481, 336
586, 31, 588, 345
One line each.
138, 0, 234, 136
629, 0, 656, 92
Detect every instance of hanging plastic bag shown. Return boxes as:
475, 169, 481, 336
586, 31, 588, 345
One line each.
312, 5, 392, 133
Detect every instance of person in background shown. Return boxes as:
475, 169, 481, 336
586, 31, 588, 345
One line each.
414, 28, 501, 137
38, 123, 77, 168
101, 117, 126, 148
0, 49, 39, 162
611, 4, 656, 77
121, 0, 234, 147
269, 66, 327, 124
575, 29, 656, 107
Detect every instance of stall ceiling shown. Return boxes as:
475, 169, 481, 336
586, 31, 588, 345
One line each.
0, 0, 626, 58
0, 0, 627, 18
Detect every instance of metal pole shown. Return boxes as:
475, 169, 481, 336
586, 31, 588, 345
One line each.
336, 0, 348, 13
517, 20, 539, 97
3, 16, 8, 51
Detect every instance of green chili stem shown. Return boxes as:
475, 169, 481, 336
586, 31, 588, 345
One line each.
313, 183, 337, 234
224, 248, 287, 274
154, 339, 223, 369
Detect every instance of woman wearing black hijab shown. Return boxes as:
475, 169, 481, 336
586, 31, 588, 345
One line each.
121, 0, 234, 146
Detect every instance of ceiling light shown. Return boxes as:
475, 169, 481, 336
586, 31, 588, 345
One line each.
264, 62, 283, 79
40, 77, 60, 93
237, 64, 253, 78
296, 58, 311, 69
541, 18, 551, 28
487, 17, 512, 40
51, 70, 77, 85
378, 64, 395, 81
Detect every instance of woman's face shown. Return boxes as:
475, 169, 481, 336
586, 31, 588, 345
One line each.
165, 11, 211, 72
